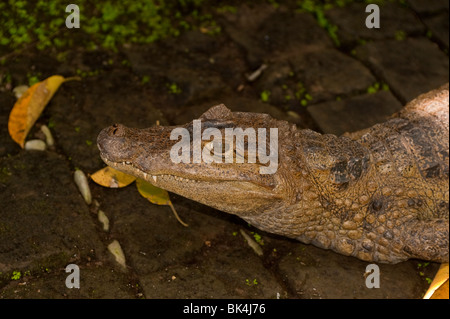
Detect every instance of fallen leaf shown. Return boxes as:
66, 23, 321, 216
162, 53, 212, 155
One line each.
91, 166, 188, 227
91, 166, 137, 188
8, 75, 80, 148
430, 280, 449, 299
136, 178, 171, 205
136, 178, 188, 227
424, 263, 449, 299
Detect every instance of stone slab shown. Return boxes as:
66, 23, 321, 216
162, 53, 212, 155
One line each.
326, 2, 426, 47
307, 90, 403, 135
220, 9, 333, 66
100, 186, 284, 298
407, 0, 449, 14
289, 48, 376, 103
278, 244, 438, 299
0, 262, 137, 299
0, 93, 17, 157
355, 37, 449, 104
0, 151, 104, 275
423, 12, 449, 49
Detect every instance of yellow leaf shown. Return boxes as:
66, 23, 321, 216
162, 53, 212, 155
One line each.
430, 280, 449, 299
8, 75, 79, 148
91, 166, 137, 188
136, 178, 171, 205
136, 179, 188, 227
424, 263, 449, 299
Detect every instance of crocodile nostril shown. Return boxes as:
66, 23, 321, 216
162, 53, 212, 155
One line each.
109, 124, 125, 136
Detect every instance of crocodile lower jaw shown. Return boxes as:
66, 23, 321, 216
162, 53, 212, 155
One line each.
100, 154, 204, 184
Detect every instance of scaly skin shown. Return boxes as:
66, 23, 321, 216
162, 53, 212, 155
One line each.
97, 84, 449, 264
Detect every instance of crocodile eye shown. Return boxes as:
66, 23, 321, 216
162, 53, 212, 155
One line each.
204, 140, 233, 161
221, 142, 232, 155
235, 140, 247, 162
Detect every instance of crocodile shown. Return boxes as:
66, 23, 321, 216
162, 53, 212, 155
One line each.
97, 84, 449, 264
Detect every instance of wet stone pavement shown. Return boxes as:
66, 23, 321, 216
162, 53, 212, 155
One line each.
0, 1, 448, 299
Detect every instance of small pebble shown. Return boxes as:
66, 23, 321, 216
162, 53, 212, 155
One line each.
108, 240, 126, 269
240, 229, 263, 256
13, 85, 29, 99
40, 125, 54, 147
98, 210, 109, 232
287, 111, 301, 119
24, 139, 46, 151
74, 169, 92, 205
246, 64, 267, 82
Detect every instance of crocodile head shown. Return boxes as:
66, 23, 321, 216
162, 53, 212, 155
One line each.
97, 104, 298, 216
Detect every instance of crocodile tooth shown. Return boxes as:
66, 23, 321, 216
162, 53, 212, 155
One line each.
143, 172, 148, 179
152, 175, 157, 183
125, 161, 131, 165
